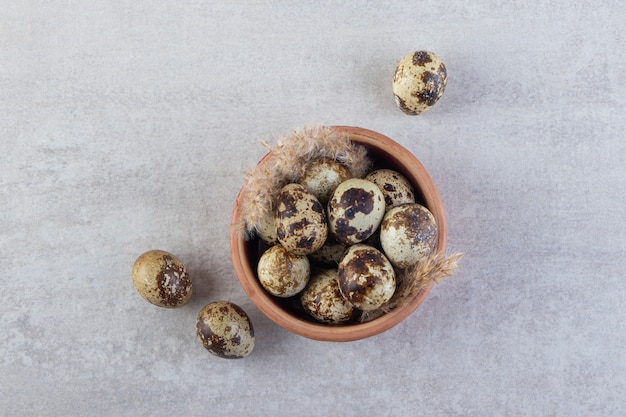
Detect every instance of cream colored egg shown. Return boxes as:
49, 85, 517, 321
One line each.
257, 244, 310, 297
196, 301, 255, 359
131, 250, 192, 308
337, 244, 396, 311
380, 203, 438, 269
275, 183, 328, 255
327, 178, 386, 245
300, 269, 357, 324
298, 158, 350, 205
364, 169, 416, 210
255, 207, 278, 246
392, 50, 447, 115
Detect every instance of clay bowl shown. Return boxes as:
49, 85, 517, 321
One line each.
230, 126, 447, 341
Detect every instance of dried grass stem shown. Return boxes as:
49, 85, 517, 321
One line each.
359, 252, 464, 322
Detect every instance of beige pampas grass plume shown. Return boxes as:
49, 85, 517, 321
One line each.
359, 252, 464, 322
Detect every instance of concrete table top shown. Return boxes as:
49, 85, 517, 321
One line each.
2, 2, 624, 416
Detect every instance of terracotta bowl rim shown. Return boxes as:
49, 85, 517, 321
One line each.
230, 125, 447, 342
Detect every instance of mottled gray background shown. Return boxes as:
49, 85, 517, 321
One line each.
1, 1, 625, 416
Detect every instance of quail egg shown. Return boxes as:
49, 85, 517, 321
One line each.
327, 178, 386, 245
392, 50, 447, 115
196, 301, 255, 359
275, 183, 328, 255
300, 269, 357, 324
364, 169, 415, 210
131, 250, 192, 308
337, 244, 396, 311
380, 203, 438, 269
257, 244, 310, 297
298, 158, 351, 205
255, 207, 278, 246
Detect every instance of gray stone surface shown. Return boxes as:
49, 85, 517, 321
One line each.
1, 1, 625, 416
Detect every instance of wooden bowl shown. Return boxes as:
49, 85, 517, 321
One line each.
230, 126, 447, 341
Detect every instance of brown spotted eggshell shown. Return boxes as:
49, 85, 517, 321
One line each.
392, 50, 447, 115
327, 178, 386, 245
255, 207, 278, 246
131, 250, 192, 308
298, 158, 351, 205
196, 301, 255, 359
275, 183, 328, 255
337, 244, 396, 311
380, 203, 438, 269
300, 269, 357, 324
257, 244, 310, 297
365, 169, 416, 210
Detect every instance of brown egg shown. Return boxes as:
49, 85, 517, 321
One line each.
257, 244, 310, 297
196, 301, 255, 359
327, 178, 386, 245
300, 269, 357, 324
337, 244, 396, 311
380, 203, 438, 269
364, 169, 415, 210
392, 50, 447, 115
275, 183, 328, 255
131, 250, 192, 308
298, 158, 351, 205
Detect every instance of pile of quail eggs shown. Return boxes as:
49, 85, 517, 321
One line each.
129, 48, 447, 357
254, 158, 438, 324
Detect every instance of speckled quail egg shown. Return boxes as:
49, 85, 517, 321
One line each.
131, 250, 192, 308
392, 50, 447, 115
327, 178, 386, 245
257, 244, 310, 297
337, 244, 396, 311
275, 183, 328, 255
255, 207, 278, 246
196, 301, 255, 359
300, 269, 357, 324
364, 169, 416, 210
307, 238, 346, 265
380, 203, 438, 269
298, 158, 351, 205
